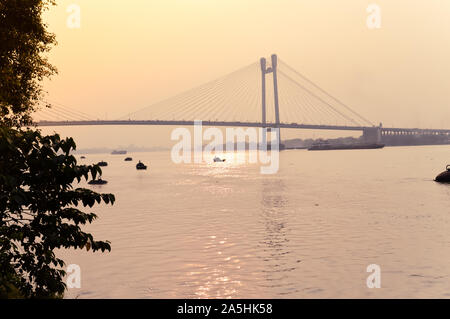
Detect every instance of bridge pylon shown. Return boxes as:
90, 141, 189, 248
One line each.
260, 54, 281, 149
362, 125, 382, 144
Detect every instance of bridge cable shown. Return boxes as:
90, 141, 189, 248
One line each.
279, 60, 373, 126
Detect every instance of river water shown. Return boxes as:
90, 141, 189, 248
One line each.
59, 146, 450, 298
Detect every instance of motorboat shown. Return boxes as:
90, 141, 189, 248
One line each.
111, 150, 127, 155
124, 157, 133, 161
213, 156, 226, 162
97, 161, 108, 167
136, 161, 147, 170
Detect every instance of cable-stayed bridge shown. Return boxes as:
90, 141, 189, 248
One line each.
35, 55, 450, 143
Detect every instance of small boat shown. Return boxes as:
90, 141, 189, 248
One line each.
88, 178, 108, 185
97, 161, 108, 167
308, 142, 385, 151
124, 157, 133, 161
213, 156, 226, 162
111, 150, 127, 155
136, 161, 147, 170
435, 165, 450, 183
80, 156, 86, 159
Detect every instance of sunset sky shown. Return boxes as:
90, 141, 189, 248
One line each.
40, 0, 450, 147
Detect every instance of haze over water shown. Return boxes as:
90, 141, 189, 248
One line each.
59, 145, 450, 298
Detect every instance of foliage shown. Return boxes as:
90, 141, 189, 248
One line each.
0, 0, 57, 127
0, 0, 116, 299
0, 127, 115, 298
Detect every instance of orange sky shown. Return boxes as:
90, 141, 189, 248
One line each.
42, 0, 450, 129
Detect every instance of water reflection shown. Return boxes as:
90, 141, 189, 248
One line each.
189, 235, 242, 299
259, 178, 299, 295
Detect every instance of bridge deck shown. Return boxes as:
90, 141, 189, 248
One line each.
35, 120, 450, 134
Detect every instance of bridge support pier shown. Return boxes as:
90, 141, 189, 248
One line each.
362, 126, 382, 144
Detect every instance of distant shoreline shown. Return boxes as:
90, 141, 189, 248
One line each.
74, 141, 450, 155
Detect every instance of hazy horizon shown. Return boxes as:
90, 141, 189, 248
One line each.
38, 0, 450, 148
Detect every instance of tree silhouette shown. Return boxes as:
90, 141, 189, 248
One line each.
0, 1, 116, 298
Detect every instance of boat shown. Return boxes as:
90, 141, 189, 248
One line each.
111, 150, 127, 155
435, 165, 450, 183
88, 178, 108, 185
213, 156, 226, 162
80, 156, 86, 159
308, 142, 385, 151
136, 161, 147, 170
97, 161, 108, 167
124, 157, 133, 161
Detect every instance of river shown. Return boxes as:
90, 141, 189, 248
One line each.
59, 145, 450, 298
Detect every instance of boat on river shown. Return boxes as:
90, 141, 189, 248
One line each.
435, 165, 450, 183
136, 161, 147, 170
308, 142, 385, 151
88, 178, 108, 185
111, 150, 127, 155
97, 161, 108, 167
